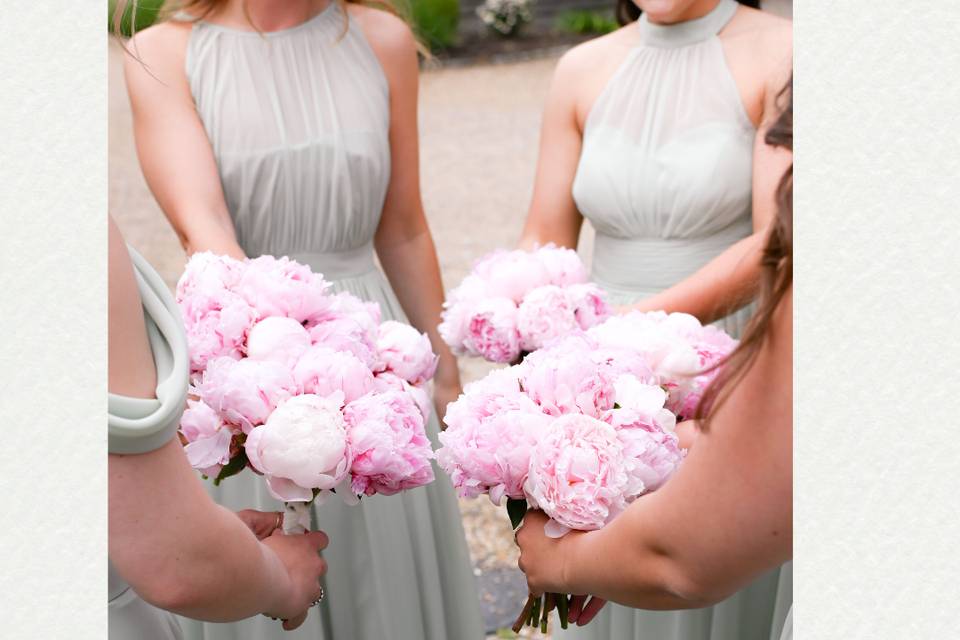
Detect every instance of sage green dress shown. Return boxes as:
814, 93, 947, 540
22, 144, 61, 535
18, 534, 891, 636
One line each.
560, 0, 792, 638
177, 5, 484, 639
108, 246, 191, 640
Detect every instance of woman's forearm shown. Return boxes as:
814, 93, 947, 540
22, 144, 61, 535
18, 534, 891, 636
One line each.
627, 232, 765, 324
558, 508, 718, 610
375, 229, 460, 384
109, 443, 293, 621
150, 504, 294, 621
169, 209, 247, 259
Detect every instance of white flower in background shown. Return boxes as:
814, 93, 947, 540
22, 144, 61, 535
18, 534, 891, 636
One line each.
477, 0, 534, 36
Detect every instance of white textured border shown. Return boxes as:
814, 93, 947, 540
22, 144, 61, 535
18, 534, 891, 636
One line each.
0, 3, 106, 639
4, 0, 959, 638
797, 0, 960, 638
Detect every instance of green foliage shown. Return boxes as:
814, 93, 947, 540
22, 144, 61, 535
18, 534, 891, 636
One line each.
108, 0, 165, 37
506, 497, 528, 530
554, 9, 618, 35
409, 0, 460, 51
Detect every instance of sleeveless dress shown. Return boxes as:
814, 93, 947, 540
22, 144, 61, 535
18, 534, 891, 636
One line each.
177, 5, 485, 640
108, 246, 191, 640
563, 0, 792, 638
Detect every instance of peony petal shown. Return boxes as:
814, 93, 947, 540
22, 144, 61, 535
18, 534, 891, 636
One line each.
184, 428, 233, 470
543, 519, 571, 539
265, 475, 313, 502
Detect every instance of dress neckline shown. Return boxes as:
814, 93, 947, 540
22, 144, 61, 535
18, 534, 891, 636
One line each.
637, 0, 738, 48
196, 0, 338, 37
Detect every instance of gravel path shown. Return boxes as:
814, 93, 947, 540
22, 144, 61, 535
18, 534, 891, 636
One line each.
109, 38, 590, 637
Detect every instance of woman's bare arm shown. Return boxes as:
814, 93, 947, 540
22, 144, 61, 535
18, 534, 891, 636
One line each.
123, 24, 245, 259
108, 218, 324, 625
518, 288, 793, 608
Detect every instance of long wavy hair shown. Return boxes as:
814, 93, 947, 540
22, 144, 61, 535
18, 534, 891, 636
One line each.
695, 74, 793, 427
616, 0, 760, 26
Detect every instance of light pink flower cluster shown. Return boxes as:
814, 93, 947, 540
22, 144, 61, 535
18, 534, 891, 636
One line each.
437, 329, 685, 538
175, 253, 438, 505
439, 245, 610, 363
587, 311, 738, 420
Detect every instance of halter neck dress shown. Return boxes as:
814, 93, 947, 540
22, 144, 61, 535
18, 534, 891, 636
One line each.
560, 0, 792, 638
176, 5, 484, 640
109, 247, 191, 640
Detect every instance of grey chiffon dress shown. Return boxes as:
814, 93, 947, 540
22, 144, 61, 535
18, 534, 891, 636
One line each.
561, 0, 792, 638
176, 4, 484, 639
108, 246, 191, 640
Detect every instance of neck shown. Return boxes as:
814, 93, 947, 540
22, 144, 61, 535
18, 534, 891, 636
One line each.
217, 0, 330, 31
646, 0, 723, 25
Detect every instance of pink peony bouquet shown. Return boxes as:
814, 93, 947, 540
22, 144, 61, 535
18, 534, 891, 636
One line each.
439, 245, 611, 363
436, 311, 736, 632
175, 253, 438, 532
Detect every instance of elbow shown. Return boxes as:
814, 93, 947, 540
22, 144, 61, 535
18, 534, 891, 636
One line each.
659, 559, 738, 609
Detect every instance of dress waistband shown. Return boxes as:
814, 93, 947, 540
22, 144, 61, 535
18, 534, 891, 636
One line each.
288, 242, 376, 281
591, 221, 752, 295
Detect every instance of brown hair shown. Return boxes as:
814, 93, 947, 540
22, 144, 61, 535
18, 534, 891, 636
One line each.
694, 74, 793, 426
616, 0, 760, 27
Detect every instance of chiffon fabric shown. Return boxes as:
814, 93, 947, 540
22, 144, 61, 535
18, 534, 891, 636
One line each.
177, 5, 484, 639
108, 246, 190, 640
562, 0, 792, 638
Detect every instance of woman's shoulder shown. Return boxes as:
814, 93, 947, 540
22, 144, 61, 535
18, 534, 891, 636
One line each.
555, 25, 637, 81
727, 6, 792, 59
346, 3, 418, 59
124, 19, 193, 78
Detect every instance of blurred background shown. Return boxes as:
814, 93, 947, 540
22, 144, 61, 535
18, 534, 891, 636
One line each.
108, 1, 791, 635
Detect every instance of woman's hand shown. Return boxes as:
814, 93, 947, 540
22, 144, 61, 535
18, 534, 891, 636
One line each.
236, 510, 284, 540
516, 510, 607, 626
516, 510, 566, 595
261, 529, 329, 630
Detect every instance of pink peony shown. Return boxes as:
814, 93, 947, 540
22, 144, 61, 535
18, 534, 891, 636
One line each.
179, 399, 234, 477
525, 414, 632, 538
234, 255, 331, 324
472, 250, 551, 302
180, 290, 258, 373
462, 298, 522, 363
244, 393, 352, 502
520, 345, 616, 418
567, 283, 612, 330
306, 292, 381, 367
604, 376, 683, 492
375, 321, 438, 386
372, 372, 432, 422
437, 407, 552, 504
293, 346, 376, 404
197, 357, 296, 432
175, 252, 244, 315
343, 391, 435, 497
516, 285, 580, 352
535, 244, 588, 287
245, 316, 311, 368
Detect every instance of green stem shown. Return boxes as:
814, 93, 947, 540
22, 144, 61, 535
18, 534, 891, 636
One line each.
557, 593, 569, 630
530, 595, 542, 627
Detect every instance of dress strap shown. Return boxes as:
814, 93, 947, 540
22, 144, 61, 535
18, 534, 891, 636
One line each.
638, 0, 739, 48
107, 246, 190, 455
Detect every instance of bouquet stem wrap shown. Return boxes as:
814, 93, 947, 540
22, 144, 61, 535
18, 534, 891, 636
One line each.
282, 501, 312, 534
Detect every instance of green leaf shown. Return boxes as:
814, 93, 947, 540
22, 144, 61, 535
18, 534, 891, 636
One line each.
506, 498, 528, 530
613, 402, 621, 409
213, 449, 248, 486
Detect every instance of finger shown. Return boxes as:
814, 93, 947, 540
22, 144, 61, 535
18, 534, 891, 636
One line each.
568, 594, 586, 623
577, 597, 607, 626
306, 530, 329, 550
282, 611, 308, 631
